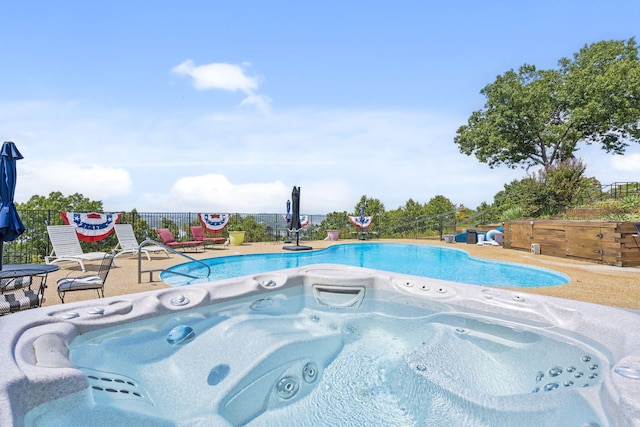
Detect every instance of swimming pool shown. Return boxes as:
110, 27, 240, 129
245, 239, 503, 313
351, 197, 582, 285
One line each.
2, 264, 639, 426
162, 243, 569, 288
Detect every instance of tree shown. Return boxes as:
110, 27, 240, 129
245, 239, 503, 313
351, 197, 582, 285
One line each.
454, 38, 640, 169
353, 195, 385, 219
424, 195, 456, 217
493, 159, 600, 217
17, 191, 103, 212
353, 195, 385, 233
319, 211, 351, 237
14, 192, 108, 262
423, 195, 456, 231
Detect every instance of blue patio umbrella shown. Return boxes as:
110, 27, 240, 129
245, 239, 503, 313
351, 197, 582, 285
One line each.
359, 204, 365, 224
285, 200, 291, 224
0, 141, 26, 270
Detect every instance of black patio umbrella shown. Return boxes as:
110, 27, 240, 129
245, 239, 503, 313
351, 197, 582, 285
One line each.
0, 141, 26, 270
283, 186, 311, 251
289, 187, 302, 232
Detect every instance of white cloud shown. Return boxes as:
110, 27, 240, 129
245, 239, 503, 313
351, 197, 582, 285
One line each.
611, 153, 640, 172
157, 174, 290, 212
16, 160, 132, 203
172, 60, 271, 112
240, 93, 273, 114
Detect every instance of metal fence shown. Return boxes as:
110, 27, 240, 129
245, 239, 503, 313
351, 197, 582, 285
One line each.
2, 210, 468, 264
3, 209, 496, 266
3, 211, 329, 266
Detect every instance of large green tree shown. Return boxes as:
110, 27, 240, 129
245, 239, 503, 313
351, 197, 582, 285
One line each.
17, 191, 103, 212
454, 38, 640, 169
353, 195, 385, 219
493, 159, 601, 217
14, 192, 107, 262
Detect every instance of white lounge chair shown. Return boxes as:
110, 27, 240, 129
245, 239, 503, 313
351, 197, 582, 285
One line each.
56, 253, 114, 303
45, 225, 108, 272
113, 224, 170, 260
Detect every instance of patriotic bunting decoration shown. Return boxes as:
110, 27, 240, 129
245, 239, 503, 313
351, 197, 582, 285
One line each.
198, 213, 231, 234
282, 214, 310, 227
349, 216, 373, 229
59, 211, 122, 242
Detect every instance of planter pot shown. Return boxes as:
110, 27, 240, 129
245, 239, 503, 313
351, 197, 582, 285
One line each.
443, 234, 454, 243
228, 231, 246, 246
327, 230, 339, 241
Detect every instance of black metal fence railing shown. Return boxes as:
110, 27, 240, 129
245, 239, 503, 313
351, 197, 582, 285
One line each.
602, 182, 640, 199
573, 181, 640, 206
388, 211, 459, 240
1, 208, 507, 266
7, 182, 635, 265
3, 211, 330, 266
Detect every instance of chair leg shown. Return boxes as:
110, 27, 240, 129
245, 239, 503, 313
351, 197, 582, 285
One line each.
58, 291, 65, 303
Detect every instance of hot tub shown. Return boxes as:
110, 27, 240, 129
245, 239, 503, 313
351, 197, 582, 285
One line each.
1, 265, 639, 426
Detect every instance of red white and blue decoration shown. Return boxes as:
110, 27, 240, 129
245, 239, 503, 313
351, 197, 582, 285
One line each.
282, 214, 309, 228
59, 211, 122, 242
349, 215, 373, 229
198, 213, 230, 234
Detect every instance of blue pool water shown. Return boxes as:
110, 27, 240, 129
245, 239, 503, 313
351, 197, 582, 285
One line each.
162, 243, 569, 288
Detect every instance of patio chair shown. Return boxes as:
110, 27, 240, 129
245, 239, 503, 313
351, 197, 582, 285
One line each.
114, 224, 170, 260
190, 225, 227, 249
56, 253, 114, 303
0, 275, 47, 315
45, 225, 108, 272
156, 228, 204, 252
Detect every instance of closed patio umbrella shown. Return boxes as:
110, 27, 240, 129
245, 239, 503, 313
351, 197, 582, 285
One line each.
284, 199, 292, 243
0, 141, 26, 270
289, 187, 302, 232
283, 186, 311, 251
285, 199, 291, 224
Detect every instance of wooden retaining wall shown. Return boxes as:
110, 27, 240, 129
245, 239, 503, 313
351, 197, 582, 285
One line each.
503, 220, 640, 267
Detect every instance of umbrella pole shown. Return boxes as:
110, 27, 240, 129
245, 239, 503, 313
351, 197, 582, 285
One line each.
0, 241, 3, 270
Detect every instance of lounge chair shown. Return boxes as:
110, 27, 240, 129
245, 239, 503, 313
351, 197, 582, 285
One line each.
114, 224, 170, 260
190, 225, 227, 249
156, 228, 204, 252
56, 253, 114, 303
45, 225, 108, 272
0, 275, 48, 314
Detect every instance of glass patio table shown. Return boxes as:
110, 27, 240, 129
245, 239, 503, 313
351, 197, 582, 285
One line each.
0, 264, 59, 279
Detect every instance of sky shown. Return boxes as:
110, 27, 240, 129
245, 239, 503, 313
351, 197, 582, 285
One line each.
1, 1, 640, 214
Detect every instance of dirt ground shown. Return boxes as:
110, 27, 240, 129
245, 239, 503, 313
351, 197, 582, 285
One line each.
41, 238, 640, 311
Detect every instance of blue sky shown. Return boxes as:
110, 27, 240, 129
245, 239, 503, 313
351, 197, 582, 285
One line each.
2, 1, 639, 214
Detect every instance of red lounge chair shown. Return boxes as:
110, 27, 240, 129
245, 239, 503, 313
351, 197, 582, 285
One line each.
190, 226, 227, 248
156, 228, 203, 252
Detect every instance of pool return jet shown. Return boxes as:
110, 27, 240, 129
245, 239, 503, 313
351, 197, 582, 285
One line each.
283, 186, 312, 251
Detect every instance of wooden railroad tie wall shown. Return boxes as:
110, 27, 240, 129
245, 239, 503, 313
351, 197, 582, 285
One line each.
503, 220, 640, 267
